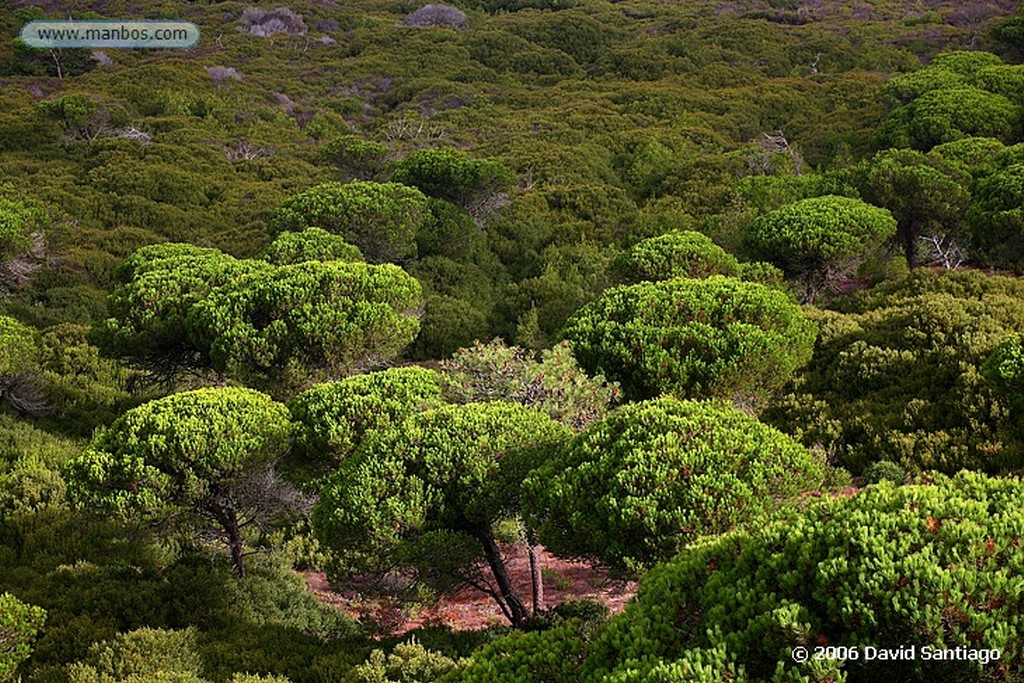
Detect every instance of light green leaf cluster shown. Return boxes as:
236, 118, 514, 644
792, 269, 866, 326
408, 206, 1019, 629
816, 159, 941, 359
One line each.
0, 592, 46, 682
614, 231, 741, 283
262, 228, 363, 265
0, 182, 49, 262
524, 397, 824, 575
64, 387, 291, 517
313, 402, 570, 577
287, 367, 444, 475
560, 276, 816, 403
0, 315, 36, 377
98, 244, 421, 390
187, 261, 421, 390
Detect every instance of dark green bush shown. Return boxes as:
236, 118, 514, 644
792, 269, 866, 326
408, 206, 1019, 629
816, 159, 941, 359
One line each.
269, 182, 430, 264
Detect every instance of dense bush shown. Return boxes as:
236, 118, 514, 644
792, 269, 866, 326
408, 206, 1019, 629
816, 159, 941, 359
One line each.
746, 195, 896, 301
392, 148, 513, 211
452, 472, 1024, 682
185, 261, 422, 392
441, 339, 618, 430
262, 228, 363, 265
561, 276, 816, 404
524, 397, 824, 575
613, 231, 741, 283
766, 270, 1024, 474
63, 387, 294, 577
580, 471, 1024, 682
94, 243, 270, 378
287, 367, 444, 479
314, 403, 571, 628
269, 182, 430, 264
0, 592, 46, 681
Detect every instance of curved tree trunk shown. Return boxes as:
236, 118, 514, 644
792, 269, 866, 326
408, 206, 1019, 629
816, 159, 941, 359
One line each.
477, 529, 529, 628
208, 500, 246, 578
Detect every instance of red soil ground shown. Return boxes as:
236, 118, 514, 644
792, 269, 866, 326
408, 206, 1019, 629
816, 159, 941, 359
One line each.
302, 543, 636, 635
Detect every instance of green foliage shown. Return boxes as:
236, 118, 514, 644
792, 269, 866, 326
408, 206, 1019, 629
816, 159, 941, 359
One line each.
286, 367, 444, 479
613, 231, 741, 283
411, 294, 491, 360
65, 627, 205, 683
185, 261, 421, 392
855, 148, 972, 266
0, 315, 36, 377
262, 228, 363, 265
561, 276, 817, 404
320, 135, 390, 180
441, 339, 619, 431
416, 199, 489, 264
524, 397, 824, 575
65, 386, 290, 516
0, 182, 49, 264
392, 148, 514, 210
878, 53, 1023, 150
766, 270, 1024, 474
269, 182, 430, 264
313, 403, 571, 624
38, 94, 106, 141
0, 592, 46, 682
579, 472, 1024, 682
861, 460, 906, 485
353, 638, 463, 683
95, 243, 270, 377
63, 388, 293, 576
746, 195, 896, 300
982, 333, 1024, 408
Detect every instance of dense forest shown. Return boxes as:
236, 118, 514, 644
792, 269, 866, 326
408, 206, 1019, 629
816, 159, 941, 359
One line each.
2, 0, 1024, 680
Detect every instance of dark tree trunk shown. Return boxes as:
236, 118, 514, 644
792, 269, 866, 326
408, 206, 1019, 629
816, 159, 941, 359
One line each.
902, 218, 923, 269
526, 528, 544, 615
477, 529, 530, 628
208, 500, 246, 577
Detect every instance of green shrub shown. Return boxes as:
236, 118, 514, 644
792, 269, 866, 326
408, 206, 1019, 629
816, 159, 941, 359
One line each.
766, 270, 1024, 474
746, 196, 896, 302
613, 231, 741, 283
262, 228, 363, 265
392, 148, 513, 211
525, 397, 824, 574
185, 261, 422, 392
352, 638, 463, 683
441, 339, 618, 430
0, 592, 46, 681
561, 276, 816, 404
269, 182, 430, 264
286, 367, 444, 480
581, 471, 1024, 682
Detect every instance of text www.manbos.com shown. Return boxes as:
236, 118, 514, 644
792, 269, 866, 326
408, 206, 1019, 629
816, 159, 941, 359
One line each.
20, 21, 200, 49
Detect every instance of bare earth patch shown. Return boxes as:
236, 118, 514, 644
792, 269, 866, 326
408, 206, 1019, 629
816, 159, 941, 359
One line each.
302, 543, 636, 635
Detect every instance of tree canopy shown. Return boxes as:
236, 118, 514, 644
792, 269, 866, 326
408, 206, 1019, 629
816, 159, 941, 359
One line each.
269, 181, 431, 264
186, 261, 422, 391
64, 387, 294, 576
313, 402, 571, 627
286, 366, 445, 480
524, 397, 824, 575
746, 195, 896, 300
560, 276, 816, 404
